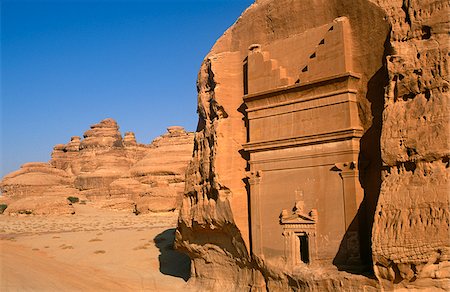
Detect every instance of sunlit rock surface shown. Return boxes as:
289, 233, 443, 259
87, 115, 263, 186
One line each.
176, 0, 449, 290
1, 119, 194, 215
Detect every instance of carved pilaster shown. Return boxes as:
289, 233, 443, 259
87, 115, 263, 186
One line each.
333, 161, 364, 229
332, 161, 363, 265
246, 170, 263, 257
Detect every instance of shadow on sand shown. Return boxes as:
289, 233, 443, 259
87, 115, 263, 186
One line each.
154, 228, 191, 282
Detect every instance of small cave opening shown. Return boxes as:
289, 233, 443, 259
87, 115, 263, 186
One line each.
422, 26, 432, 39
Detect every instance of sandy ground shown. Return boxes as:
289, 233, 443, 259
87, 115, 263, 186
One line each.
0, 204, 193, 291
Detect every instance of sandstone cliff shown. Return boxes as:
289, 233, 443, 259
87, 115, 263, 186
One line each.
176, 0, 449, 290
1, 119, 194, 215
372, 0, 449, 289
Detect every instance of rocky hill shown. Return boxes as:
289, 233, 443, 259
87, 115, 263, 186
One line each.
0, 118, 194, 215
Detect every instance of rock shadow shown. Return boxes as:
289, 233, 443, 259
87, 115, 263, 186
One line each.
154, 228, 191, 281
333, 35, 392, 275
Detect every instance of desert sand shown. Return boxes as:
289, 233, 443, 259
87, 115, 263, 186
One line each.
0, 204, 193, 291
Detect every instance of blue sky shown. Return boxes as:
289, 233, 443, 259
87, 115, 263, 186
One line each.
1, 0, 254, 176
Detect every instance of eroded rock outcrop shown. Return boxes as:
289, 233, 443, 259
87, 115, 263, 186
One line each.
79, 118, 123, 149
0, 162, 78, 215
130, 126, 195, 213
176, 0, 449, 290
1, 119, 194, 215
372, 0, 450, 290
4, 196, 75, 216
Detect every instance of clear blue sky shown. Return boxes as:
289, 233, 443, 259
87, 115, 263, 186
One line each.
1, 0, 254, 177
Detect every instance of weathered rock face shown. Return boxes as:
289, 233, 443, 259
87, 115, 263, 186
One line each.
1, 119, 194, 215
5, 196, 75, 216
0, 162, 79, 215
371, 0, 450, 290
123, 132, 137, 147
1, 162, 73, 196
79, 118, 123, 149
130, 126, 195, 213
176, 0, 448, 290
50, 136, 81, 172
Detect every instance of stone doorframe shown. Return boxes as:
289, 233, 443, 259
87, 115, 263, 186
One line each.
280, 204, 318, 266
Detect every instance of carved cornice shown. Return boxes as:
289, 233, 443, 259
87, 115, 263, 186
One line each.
243, 128, 363, 152
282, 224, 316, 229
249, 149, 359, 165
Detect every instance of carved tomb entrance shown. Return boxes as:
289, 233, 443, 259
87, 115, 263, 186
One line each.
243, 17, 365, 266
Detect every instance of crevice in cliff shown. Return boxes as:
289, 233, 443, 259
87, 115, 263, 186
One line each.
401, 0, 412, 27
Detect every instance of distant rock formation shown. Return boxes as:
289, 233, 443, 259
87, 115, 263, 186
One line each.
0, 162, 78, 215
0, 118, 194, 215
175, 0, 449, 291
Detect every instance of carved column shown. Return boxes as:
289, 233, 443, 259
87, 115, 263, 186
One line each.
333, 161, 363, 265
282, 231, 293, 266
307, 230, 317, 264
247, 170, 263, 258
334, 161, 364, 229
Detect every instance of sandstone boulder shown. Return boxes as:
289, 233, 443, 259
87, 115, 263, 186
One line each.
96, 197, 137, 213
0, 162, 76, 197
4, 196, 75, 216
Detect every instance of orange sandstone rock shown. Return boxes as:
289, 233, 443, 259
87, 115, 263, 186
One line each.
176, 0, 449, 290
1, 119, 194, 215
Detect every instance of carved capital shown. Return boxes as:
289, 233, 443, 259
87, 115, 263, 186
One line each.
333, 161, 357, 171
331, 161, 359, 178
246, 170, 263, 185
